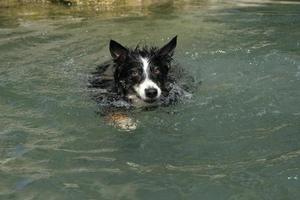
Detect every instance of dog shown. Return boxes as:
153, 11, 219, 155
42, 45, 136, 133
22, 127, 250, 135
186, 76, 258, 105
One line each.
89, 36, 194, 130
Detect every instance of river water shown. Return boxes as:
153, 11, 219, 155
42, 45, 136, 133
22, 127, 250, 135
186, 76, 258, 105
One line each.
0, 0, 300, 199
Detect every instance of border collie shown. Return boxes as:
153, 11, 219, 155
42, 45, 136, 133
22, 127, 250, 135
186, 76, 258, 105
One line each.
89, 36, 193, 129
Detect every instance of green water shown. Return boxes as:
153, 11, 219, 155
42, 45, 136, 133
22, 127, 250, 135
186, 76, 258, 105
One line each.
1, 1, 300, 199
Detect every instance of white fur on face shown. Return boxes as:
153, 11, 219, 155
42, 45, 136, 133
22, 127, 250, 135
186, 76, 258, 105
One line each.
133, 57, 161, 101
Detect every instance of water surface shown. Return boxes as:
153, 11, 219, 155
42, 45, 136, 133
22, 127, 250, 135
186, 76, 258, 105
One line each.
0, 0, 300, 199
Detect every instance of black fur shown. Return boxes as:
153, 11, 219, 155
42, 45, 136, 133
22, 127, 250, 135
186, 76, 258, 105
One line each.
89, 36, 193, 110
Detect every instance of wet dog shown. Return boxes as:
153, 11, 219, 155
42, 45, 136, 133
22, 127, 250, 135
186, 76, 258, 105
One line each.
89, 36, 193, 130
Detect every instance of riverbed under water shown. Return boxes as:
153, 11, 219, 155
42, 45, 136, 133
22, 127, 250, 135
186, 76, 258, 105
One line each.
0, 0, 300, 199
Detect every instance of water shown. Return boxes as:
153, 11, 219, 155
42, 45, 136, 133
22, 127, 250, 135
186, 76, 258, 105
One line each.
1, 0, 300, 199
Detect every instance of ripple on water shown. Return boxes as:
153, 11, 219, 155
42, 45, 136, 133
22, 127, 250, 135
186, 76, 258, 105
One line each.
0, 0, 300, 199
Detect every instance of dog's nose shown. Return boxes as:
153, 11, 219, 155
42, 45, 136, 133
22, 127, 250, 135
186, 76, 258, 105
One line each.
145, 88, 158, 99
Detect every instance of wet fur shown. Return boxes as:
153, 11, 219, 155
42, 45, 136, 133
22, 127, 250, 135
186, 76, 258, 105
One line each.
89, 36, 193, 112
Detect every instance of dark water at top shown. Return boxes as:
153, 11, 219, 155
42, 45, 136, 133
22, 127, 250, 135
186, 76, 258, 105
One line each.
0, 0, 300, 199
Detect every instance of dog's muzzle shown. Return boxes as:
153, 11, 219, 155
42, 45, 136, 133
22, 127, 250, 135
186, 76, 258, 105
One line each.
145, 88, 158, 99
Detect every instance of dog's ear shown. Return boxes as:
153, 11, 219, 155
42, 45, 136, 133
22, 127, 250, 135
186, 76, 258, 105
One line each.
158, 36, 177, 57
109, 40, 128, 61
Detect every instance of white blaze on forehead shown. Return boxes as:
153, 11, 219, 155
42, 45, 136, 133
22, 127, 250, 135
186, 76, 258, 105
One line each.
141, 57, 150, 77
133, 57, 161, 100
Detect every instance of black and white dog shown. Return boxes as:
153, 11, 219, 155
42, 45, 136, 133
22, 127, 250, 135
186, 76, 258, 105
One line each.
89, 36, 193, 111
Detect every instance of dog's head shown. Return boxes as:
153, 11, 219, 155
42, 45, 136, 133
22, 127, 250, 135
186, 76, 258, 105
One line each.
109, 36, 177, 104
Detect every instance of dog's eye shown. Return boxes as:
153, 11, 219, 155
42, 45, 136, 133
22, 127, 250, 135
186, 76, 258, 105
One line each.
153, 67, 160, 74
131, 71, 139, 77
